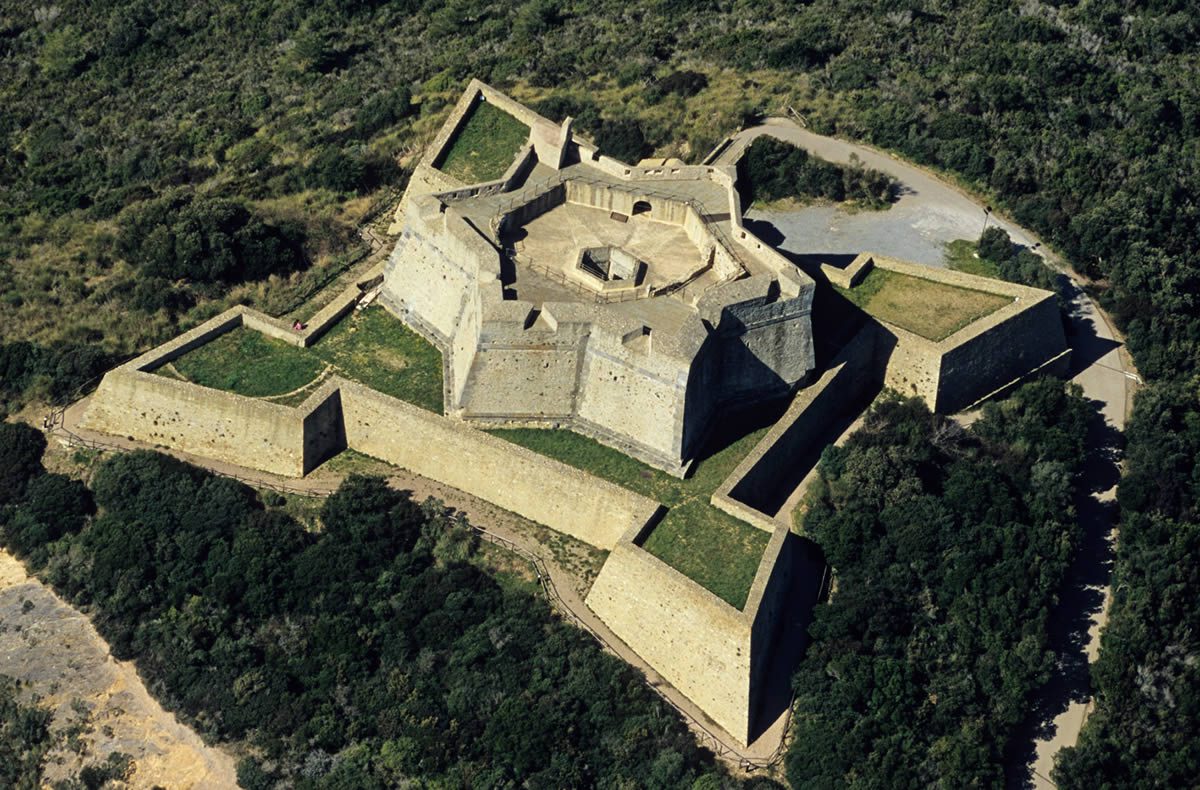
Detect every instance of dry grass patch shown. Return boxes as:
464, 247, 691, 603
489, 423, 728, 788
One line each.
838, 267, 1011, 341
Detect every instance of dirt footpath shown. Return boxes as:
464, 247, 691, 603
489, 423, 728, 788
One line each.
0, 551, 239, 789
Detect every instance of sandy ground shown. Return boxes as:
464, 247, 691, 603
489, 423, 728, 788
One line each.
0, 551, 240, 789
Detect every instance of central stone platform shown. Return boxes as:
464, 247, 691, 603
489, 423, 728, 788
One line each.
511, 202, 703, 297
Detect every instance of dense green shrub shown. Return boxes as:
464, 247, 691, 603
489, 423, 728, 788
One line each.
0, 341, 120, 412
738, 137, 897, 208
116, 193, 305, 284
596, 118, 649, 164
788, 381, 1089, 786
354, 87, 413, 137
652, 70, 709, 99
976, 226, 1063, 296
7, 453, 753, 787
0, 678, 55, 790
0, 423, 46, 506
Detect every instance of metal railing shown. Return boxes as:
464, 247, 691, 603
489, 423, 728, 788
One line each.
515, 253, 648, 305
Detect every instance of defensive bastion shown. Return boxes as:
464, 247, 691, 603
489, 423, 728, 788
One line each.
381, 80, 817, 477
76, 80, 1071, 751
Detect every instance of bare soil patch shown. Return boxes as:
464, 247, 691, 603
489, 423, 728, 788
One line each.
0, 551, 239, 789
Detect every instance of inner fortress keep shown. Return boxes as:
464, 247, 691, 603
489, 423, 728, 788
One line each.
382, 82, 818, 476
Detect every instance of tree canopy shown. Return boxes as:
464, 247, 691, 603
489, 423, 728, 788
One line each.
788, 381, 1090, 786
0, 450, 764, 788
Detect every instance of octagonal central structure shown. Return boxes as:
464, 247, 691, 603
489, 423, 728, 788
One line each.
381, 83, 818, 475
501, 178, 741, 306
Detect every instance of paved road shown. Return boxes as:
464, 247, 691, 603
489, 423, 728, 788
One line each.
715, 118, 1051, 268
720, 119, 1135, 787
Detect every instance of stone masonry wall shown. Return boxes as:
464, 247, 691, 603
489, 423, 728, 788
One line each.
575, 330, 691, 470
586, 534, 754, 743
337, 380, 655, 549
81, 370, 307, 477
747, 528, 797, 725
718, 324, 879, 517
935, 293, 1068, 412
877, 323, 943, 404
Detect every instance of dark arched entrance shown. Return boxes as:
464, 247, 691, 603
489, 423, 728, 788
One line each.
632, 200, 652, 216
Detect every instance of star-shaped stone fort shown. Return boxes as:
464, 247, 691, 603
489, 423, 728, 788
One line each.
382, 81, 816, 476
74, 79, 1071, 754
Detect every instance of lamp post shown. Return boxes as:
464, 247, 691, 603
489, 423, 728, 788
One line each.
981, 205, 993, 236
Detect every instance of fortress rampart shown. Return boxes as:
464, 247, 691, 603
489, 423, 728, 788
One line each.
383, 149, 816, 475
75, 80, 1078, 756
81, 298, 809, 747
714, 324, 881, 526
586, 519, 760, 745
816, 254, 1070, 413
80, 307, 658, 552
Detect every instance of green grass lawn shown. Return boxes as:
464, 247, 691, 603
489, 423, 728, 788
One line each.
437, 101, 529, 183
837, 267, 1012, 341
168, 307, 443, 411
944, 238, 1001, 278
309, 307, 443, 412
168, 328, 325, 397
490, 419, 778, 609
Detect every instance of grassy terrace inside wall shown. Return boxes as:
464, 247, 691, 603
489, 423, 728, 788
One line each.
160, 307, 444, 413
835, 267, 1013, 342
435, 101, 530, 183
490, 422, 777, 609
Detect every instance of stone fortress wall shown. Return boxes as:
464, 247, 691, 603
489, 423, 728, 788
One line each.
77, 79, 1076, 754
381, 81, 817, 476
80, 307, 657, 552
78, 302, 795, 744
819, 253, 1071, 413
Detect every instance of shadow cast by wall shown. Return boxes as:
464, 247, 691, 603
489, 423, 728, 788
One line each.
748, 536, 826, 744
1062, 281, 1121, 375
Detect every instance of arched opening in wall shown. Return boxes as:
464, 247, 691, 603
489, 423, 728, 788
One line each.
632, 200, 652, 216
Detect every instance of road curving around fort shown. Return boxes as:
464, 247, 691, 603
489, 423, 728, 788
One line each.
719, 118, 1134, 788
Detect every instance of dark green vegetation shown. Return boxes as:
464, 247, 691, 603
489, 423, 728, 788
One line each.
836, 267, 1012, 341
437, 101, 529, 183
168, 327, 326, 398
491, 423, 774, 608
1, 0, 1198, 782
1054, 382, 1200, 787
0, 447, 766, 788
0, 677, 54, 790
948, 228, 1064, 300
788, 381, 1090, 786
117, 192, 306, 286
167, 307, 444, 411
0, 341, 118, 416
738, 137, 898, 209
